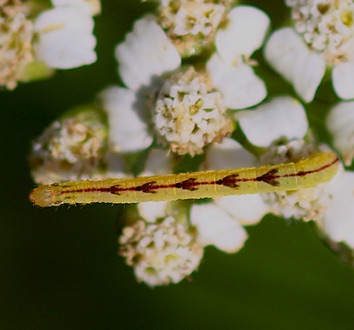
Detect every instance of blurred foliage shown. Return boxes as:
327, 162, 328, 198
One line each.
1, 1, 354, 329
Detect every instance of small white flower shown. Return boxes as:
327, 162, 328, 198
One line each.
265, 0, 354, 101
0, 0, 99, 89
119, 207, 204, 287
207, 6, 269, 109
29, 109, 107, 184
327, 101, 354, 166
100, 17, 180, 153
102, 12, 268, 156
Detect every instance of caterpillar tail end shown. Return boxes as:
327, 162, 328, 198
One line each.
319, 151, 341, 183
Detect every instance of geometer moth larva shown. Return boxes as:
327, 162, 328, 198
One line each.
30, 151, 339, 207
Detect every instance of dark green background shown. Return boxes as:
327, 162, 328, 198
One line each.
1, 1, 354, 329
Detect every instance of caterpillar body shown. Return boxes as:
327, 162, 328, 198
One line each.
30, 152, 339, 207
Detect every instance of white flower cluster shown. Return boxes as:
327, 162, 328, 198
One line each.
101, 6, 268, 158
266, 0, 354, 101
287, 0, 354, 65
29, 110, 107, 184
159, 0, 228, 37
119, 212, 204, 287
158, 0, 232, 55
154, 67, 231, 155
26, 0, 354, 287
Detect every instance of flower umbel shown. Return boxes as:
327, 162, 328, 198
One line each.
119, 213, 203, 287
29, 109, 107, 184
158, 0, 232, 56
287, 0, 354, 66
154, 67, 232, 156
265, 0, 354, 101
103, 11, 268, 157
22, 0, 354, 286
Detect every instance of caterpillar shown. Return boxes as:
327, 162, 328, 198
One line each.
30, 151, 339, 207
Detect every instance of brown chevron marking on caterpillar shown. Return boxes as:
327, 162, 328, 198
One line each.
217, 174, 240, 188
256, 169, 280, 186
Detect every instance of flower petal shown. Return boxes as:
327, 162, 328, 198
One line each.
34, 7, 96, 69
332, 62, 354, 100
116, 16, 181, 91
322, 171, 354, 248
264, 28, 326, 102
215, 195, 271, 226
216, 6, 270, 65
207, 54, 266, 109
104, 153, 131, 179
191, 203, 248, 253
52, 0, 101, 15
204, 138, 257, 170
100, 86, 153, 152
138, 201, 168, 223
141, 149, 174, 176
237, 96, 308, 147
327, 102, 354, 166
